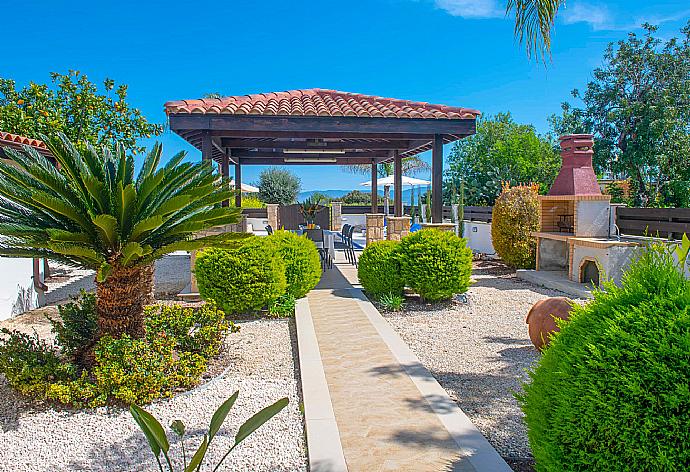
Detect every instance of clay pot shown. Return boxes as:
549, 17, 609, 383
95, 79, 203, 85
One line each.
526, 297, 573, 351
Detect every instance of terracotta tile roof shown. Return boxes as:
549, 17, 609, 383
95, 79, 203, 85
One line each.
0, 131, 47, 149
0, 131, 53, 159
164, 89, 480, 120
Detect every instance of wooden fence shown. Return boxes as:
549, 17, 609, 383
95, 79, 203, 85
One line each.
242, 208, 268, 218
278, 204, 330, 230
616, 207, 690, 239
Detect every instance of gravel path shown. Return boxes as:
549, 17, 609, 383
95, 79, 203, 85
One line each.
380, 260, 578, 468
0, 318, 307, 472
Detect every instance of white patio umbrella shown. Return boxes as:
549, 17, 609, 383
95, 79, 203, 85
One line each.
229, 180, 259, 193
359, 175, 431, 187
359, 175, 431, 216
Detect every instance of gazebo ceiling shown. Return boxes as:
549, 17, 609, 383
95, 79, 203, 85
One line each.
165, 89, 480, 164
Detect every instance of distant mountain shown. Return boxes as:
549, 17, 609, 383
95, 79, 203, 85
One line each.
298, 188, 429, 203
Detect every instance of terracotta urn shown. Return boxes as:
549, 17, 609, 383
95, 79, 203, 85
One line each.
526, 297, 573, 351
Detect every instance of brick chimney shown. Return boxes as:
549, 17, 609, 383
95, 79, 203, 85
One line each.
548, 134, 601, 196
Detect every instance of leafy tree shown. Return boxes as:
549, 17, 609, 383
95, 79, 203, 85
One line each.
0, 70, 162, 154
257, 167, 301, 205
0, 134, 243, 341
445, 113, 560, 205
341, 190, 382, 205
342, 155, 430, 179
550, 23, 690, 207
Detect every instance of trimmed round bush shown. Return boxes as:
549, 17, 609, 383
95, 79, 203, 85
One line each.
358, 240, 404, 299
518, 246, 690, 471
195, 238, 286, 314
266, 230, 322, 298
399, 229, 472, 302
491, 183, 539, 269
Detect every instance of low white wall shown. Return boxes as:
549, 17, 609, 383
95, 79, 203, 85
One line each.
462, 221, 496, 256
246, 217, 269, 232
0, 258, 36, 320
341, 214, 366, 228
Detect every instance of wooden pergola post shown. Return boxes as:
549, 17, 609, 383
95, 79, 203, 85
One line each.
393, 149, 403, 217
201, 131, 212, 162
221, 149, 230, 208
234, 156, 242, 208
432, 134, 443, 223
371, 161, 378, 214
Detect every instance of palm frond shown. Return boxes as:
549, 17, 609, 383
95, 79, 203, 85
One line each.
0, 133, 242, 273
506, 0, 564, 60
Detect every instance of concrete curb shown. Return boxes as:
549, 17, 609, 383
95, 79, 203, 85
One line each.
295, 297, 348, 472
352, 288, 512, 472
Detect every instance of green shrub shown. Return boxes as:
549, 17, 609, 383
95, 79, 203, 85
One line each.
240, 195, 265, 208
93, 334, 206, 405
491, 183, 539, 268
0, 302, 234, 407
378, 292, 405, 311
144, 301, 236, 359
268, 293, 296, 318
0, 328, 77, 396
266, 230, 321, 298
358, 240, 404, 299
518, 245, 690, 471
399, 229, 472, 302
48, 290, 98, 359
195, 238, 287, 314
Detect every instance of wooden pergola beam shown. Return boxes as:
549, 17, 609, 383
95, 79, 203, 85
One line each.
232, 150, 391, 159
237, 157, 387, 165
170, 114, 475, 136
219, 138, 415, 150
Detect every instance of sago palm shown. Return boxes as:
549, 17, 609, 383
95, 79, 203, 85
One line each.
0, 134, 243, 338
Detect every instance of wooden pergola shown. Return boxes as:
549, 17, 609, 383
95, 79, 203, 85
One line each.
165, 89, 479, 222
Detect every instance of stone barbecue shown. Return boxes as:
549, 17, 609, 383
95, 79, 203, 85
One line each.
529, 134, 641, 292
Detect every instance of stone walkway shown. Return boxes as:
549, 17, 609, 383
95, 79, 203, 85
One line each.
298, 254, 510, 472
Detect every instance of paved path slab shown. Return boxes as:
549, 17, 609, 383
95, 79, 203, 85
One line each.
298, 256, 511, 472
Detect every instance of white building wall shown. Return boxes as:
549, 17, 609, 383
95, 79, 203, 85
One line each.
0, 257, 36, 320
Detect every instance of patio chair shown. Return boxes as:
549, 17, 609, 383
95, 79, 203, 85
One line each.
265, 224, 274, 235
345, 225, 358, 267
305, 229, 332, 269
335, 224, 351, 263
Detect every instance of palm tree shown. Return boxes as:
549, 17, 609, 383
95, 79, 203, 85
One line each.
342, 156, 430, 213
506, 0, 565, 60
0, 134, 244, 339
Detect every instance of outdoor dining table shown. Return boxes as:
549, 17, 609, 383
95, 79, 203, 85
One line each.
294, 229, 336, 262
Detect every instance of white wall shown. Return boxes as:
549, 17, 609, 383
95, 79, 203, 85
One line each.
462, 221, 496, 256
0, 258, 36, 320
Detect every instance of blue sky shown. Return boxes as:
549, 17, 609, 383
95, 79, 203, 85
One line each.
2, 0, 688, 190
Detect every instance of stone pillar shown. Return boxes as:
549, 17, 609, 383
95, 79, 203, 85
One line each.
366, 213, 385, 245
421, 222, 456, 233
189, 250, 199, 293
331, 201, 343, 231
267, 204, 279, 230
387, 216, 410, 241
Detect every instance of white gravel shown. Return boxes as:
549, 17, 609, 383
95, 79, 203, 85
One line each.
0, 318, 307, 472
380, 260, 580, 462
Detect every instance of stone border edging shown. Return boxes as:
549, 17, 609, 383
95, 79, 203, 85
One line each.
352, 289, 513, 472
295, 297, 349, 472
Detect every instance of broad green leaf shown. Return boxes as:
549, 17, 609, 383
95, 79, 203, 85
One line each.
185, 434, 208, 472
154, 195, 193, 217
676, 233, 690, 265
32, 191, 91, 230
130, 405, 164, 457
130, 215, 164, 241
209, 391, 239, 442
92, 214, 119, 247
47, 229, 91, 244
121, 242, 144, 266
234, 397, 288, 446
